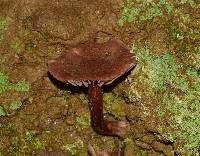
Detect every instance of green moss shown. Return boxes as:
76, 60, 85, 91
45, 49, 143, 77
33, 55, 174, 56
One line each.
103, 92, 126, 118
0, 123, 44, 155
154, 106, 165, 117
0, 71, 31, 116
0, 72, 30, 93
118, 0, 198, 26
8, 133, 44, 155
0, 72, 9, 93
0, 123, 15, 136
125, 37, 200, 154
62, 90, 71, 105
126, 83, 142, 103
62, 140, 84, 155
117, 5, 140, 26
24, 131, 43, 149
187, 68, 200, 91
139, 6, 163, 21
177, 0, 198, 8
137, 149, 148, 156
0, 19, 9, 44
129, 45, 200, 154
119, 4, 200, 152
0, 72, 9, 84
166, 3, 174, 13
10, 38, 21, 49
163, 92, 200, 155
0, 34, 3, 44
0, 105, 6, 116
194, 46, 200, 69
170, 25, 184, 41
0, 19, 8, 30
118, 0, 164, 25
9, 101, 22, 111
133, 47, 188, 91
27, 97, 33, 104
79, 93, 89, 105
25, 42, 34, 53
12, 80, 30, 92
75, 112, 90, 129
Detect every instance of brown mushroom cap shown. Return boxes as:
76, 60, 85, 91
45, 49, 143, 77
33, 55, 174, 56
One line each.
48, 39, 136, 87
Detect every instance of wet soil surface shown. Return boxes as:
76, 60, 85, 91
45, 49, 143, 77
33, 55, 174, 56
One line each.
0, 0, 199, 156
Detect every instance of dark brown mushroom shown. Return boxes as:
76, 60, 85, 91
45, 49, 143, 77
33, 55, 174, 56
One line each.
48, 39, 137, 136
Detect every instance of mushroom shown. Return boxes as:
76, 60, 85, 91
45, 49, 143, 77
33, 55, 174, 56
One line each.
48, 39, 137, 136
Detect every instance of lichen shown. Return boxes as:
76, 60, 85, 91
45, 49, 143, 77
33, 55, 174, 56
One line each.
0, 71, 31, 115
0, 72, 30, 93
118, 0, 200, 153
118, 0, 199, 26
126, 45, 200, 154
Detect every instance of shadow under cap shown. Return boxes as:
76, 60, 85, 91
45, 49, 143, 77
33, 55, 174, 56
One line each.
48, 39, 136, 87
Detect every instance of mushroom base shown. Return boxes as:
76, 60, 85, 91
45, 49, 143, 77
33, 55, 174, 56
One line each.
88, 83, 128, 136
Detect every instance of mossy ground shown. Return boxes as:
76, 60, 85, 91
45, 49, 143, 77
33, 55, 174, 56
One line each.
0, 0, 199, 155
118, 0, 199, 155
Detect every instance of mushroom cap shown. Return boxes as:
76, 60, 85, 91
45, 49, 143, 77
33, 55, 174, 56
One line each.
48, 39, 136, 87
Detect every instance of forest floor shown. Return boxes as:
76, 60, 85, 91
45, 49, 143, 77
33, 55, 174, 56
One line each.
0, 0, 199, 156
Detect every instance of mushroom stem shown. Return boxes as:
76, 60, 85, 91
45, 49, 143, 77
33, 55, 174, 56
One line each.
88, 82, 127, 136
88, 82, 104, 130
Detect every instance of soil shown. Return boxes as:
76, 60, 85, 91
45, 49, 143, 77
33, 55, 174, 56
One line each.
0, 0, 198, 156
